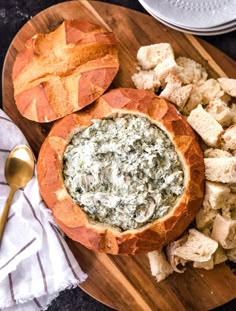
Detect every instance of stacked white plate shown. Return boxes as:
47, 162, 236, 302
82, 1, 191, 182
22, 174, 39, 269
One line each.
138, 0, 236, 35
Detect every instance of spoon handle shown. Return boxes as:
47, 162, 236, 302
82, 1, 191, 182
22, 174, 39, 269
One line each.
0, 187, 16, 243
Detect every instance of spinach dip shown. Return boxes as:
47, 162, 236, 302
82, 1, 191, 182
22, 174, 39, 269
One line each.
63, 115, 184, 231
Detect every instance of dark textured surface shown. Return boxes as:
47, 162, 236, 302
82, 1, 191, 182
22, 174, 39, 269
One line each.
0, 1, 235, 310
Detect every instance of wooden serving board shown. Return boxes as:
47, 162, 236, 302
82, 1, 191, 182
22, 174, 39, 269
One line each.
2, 1, 236, 310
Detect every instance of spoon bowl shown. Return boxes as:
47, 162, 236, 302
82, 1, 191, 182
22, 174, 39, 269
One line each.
0, 145, 34, 242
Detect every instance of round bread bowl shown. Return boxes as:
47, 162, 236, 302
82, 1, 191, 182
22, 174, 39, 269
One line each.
37, 88, 205, 254
12, 20, 119, 122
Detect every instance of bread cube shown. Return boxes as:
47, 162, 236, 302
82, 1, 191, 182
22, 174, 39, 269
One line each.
203, 181, 231, 209
204, 157, 236, 183
187, 105, 223, 147
147, 249, 173, 282
131, 69, 161, 92
206, 98, 234, 127
199, 79, 224, 105
218, 78, 236, 97
137, 43, 175, 70
171, 229, 218, 262
154, 58, 180, 82
176, 56, 208, 84
160, 81, 192, 110
211, 214, 236, 249
195, 206, 218, 230
166, 235, 188, 273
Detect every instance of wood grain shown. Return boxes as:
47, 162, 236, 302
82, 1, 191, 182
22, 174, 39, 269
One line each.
2, 1, 236, 310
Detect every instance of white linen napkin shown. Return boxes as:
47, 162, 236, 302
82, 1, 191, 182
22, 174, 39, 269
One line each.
0, 109, 87, 311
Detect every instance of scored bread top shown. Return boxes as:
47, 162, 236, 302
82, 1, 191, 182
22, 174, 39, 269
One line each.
37, 88, 205, 254
12, 20, 119, 122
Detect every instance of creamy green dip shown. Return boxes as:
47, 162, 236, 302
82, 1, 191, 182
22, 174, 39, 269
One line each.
63, 115, 184, 231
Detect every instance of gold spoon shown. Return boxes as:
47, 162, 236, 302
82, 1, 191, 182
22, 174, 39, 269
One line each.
0, 145, 34, 242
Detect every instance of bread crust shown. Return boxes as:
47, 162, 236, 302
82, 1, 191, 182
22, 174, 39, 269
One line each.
12, 20, 119, 122
37, 88, 205, 254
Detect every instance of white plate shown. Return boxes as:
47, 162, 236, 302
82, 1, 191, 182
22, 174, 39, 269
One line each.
139, 0, 236, 36
138, 0, 236, 29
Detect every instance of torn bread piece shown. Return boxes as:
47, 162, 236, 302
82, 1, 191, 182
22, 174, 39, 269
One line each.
173, 229, 218, 261
221, 124, 236, 151
211, 214, 236, 249
147, 249, 174, 282
187, 105, 223, 147
176, 56, 208, 84
218, 78, 236, 97
137, 43, 175, 70
206, 98, 234, 127
167, 229, 218, 272
204, 157, 236, 183
204, 148, 232, 158
131, 69, 161, 91
166, 235, 188, 273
